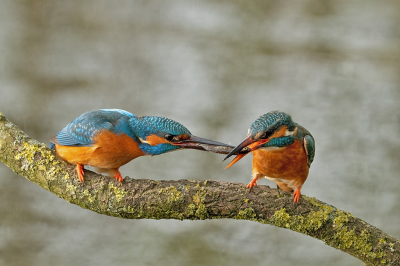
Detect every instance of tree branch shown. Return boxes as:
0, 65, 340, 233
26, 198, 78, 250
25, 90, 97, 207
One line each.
0, 111, 399, 265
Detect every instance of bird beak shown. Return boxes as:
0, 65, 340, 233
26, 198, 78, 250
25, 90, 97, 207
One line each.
173, 135, 246, 155
223, 135, 268, 169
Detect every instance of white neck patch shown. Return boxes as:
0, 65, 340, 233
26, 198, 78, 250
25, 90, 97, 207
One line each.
139, 137, 150, 144
285, 129, 294, 136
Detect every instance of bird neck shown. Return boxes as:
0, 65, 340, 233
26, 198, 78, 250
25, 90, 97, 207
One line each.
260, 135, 295, 148
139, 143, 181, 156
112, 116, 137, 140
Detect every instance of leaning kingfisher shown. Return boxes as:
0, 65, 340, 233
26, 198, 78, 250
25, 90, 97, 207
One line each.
223, 111, 315, 203
50, 109, 235, 183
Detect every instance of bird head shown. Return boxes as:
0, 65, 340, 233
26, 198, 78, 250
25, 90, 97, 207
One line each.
223, 111, 296, 168
130, 116, 235, 155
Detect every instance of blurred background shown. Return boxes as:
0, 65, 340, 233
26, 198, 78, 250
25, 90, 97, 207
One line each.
0, 1, 399, 265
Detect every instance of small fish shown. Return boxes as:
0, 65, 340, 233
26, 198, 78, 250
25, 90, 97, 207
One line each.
190, 143, 251, 155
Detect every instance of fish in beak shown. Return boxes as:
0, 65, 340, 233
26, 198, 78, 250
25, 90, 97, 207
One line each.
173, 135, 249, 155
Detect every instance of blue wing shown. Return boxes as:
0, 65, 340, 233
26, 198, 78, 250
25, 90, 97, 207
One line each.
304, 135, 315, 167
50, 109, 135, 148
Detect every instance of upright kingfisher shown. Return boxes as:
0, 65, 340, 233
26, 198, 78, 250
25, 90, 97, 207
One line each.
50, 109, 235, 183
223, 111, 315, 203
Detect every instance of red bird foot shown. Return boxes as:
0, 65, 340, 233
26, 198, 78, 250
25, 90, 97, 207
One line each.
114, 171, 124, 183
76, 164, 85, 182
293, 188, 301, 203
246, 178, 258, 192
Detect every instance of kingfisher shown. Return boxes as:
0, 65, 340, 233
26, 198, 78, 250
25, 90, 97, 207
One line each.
50, 109, 235, 183
223, 111, 315, 203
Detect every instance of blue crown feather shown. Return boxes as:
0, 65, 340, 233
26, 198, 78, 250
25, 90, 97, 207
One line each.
129, 116, 191, 139
250, 111, 295, 137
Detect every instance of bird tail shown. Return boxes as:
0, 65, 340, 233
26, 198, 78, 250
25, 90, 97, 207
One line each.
49, 137, 58, 150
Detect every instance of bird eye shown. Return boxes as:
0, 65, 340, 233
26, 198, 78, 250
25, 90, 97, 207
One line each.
164, 134, 175, 141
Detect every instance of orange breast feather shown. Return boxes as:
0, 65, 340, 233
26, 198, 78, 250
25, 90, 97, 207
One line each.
55, 130, 144, 169
252, 139, 309, 183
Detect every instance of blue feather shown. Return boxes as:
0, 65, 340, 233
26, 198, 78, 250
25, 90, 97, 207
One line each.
139, 143, 181, 155
261, 136, 295, 148
53, 109, 135, 147
250, 111, 295, 138
129, 116, 191, 140
304, 135, 315, 166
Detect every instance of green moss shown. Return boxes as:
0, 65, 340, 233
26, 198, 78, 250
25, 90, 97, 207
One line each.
66, 183, 76, 194
270, 206, 332, 234
190, 186, 209, 219
126, 205, 135, 214
304, 196, 325, 208
15, 142, 56, 168
13, 141, 69, 183
328, 208, 387, 260
129, 203, 186, 220
121, 186, 190, 220
334, 228, 368, 250
269, 203, 387, 262
271, 208, 291, 227
332, 228, 386, 261
83, 189, 95, 203
333, 210, 349, 229
193, 186, 207, 204
195, 203, 208, 219
234, 208, 257, 220
187, 203, 196, 216
45, 167, 58, 181
109, 183, 127, 203
158, 186, 183, 203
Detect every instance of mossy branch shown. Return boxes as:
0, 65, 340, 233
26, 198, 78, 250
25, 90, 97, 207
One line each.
0, 111, 399, 265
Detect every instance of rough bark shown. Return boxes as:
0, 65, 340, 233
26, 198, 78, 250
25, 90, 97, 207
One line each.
0, 111, 399, 265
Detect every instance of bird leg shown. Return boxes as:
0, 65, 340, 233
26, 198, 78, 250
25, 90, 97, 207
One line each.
293, 187, 301, 203
113, 169, 124, 183
246, 175, 259, 192
76, 164, 85, 183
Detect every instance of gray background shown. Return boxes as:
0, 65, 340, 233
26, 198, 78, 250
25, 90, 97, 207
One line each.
1, 1, 399, 265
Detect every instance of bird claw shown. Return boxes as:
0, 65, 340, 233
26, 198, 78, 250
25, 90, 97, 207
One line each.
293, 188, 301, 203
114, 172, 124, 183
246, 181, 257, 192
76, 164, 85, 183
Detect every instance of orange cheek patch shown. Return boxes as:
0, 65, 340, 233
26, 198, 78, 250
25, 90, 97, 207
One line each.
178, 134, 189, 141
145, 134, 169, 146
269, 125, 288, 139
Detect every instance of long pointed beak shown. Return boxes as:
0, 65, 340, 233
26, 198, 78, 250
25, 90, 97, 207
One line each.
173, 135, 245, 155
223, 136, 269, 169
222, 135, 254, 168
223, 135, 254, 161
